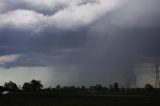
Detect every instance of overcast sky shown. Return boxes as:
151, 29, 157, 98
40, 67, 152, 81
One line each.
0, 0, 160, 88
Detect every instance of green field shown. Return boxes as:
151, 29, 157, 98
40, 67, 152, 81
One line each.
0, 93, 159, 106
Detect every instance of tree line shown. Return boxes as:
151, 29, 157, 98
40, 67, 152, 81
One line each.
0, 79, 43, 92
1, 80, 121, 92
0, 79, 158, 94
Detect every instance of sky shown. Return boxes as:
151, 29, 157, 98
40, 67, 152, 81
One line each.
0, 0, 160, 88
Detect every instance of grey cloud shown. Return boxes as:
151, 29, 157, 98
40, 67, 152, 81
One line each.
0, 0, 122, 30
0, 0, 160, 86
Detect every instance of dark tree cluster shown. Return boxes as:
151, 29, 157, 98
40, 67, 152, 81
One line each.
0, 79, 43, 93
22, 79, 43, 91
4, 81, 19, 91
0, 79, 159, 95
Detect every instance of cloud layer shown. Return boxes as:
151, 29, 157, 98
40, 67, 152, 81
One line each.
0, 0, 160, 86
0, 0, 122, 30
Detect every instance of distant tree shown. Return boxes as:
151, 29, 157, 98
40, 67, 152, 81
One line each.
30, 79, 43, 91
89, 84, 102, 91
22, 79, 43, 91
56, 85, 61, 90
101, 87, 108, 91
81, 86, 87, 91
89, 85, 94, 91
113, 83, 119, 91
4, 81, 18, 91
145, 84, 153, 90
69, 86, 76, 91
22, 82, 31, 91
65, 86, 76, 91
43, 87, 52, 92
0, 86, 5, 92
94, 84, 102, 91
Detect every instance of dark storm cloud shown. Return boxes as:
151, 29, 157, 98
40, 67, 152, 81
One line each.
0, 0, 160, 86
0, 27, 87, 67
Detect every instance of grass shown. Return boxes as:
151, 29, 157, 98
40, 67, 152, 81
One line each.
0, 93, 159, 106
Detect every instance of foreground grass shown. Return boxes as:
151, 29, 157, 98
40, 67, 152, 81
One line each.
0, 93, 159, 106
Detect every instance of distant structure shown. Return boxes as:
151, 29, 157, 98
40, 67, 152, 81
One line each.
153, 64, 160, 88
113, 83, 119, 90
131, 76, 137, 88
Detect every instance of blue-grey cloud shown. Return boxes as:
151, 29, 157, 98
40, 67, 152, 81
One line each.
0, 0, 160, 86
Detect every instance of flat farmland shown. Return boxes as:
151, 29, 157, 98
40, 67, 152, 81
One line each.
0, 93, 159, 106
